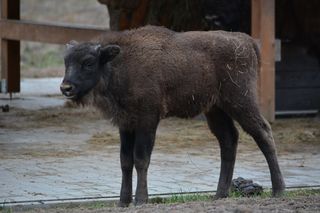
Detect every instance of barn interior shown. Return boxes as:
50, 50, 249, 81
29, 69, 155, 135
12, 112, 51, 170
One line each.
275, 0, 320, 113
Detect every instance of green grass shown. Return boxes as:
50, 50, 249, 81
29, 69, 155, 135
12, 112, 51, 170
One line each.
0, 201, 116, 213
150, 188, 320, 204
21, 49, 63, 69
0, 206, 13, 213
84, 201, 116, 209
283, 188, 320, 197
150, 193, 213, 204
229, 189, 272, 198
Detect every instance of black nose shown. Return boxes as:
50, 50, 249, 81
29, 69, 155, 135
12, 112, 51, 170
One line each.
60, 83, 74, 92
60, 83, 76, 98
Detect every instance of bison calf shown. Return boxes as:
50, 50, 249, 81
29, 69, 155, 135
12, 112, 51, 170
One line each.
60, 26, 285, 206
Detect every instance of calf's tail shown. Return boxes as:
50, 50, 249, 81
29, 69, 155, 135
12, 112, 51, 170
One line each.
252, 39, 261, 71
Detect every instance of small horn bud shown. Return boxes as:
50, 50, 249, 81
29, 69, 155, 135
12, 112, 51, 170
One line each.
66, 40, 78, 49
93, 44, 101, 52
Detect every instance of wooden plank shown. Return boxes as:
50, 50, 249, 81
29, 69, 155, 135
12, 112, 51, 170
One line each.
277, 43, 319, 72
0, 19, 107, 44
1, 0, 8, 17
251, 0, 261, 38
276, 71, 320, 89
1, 0, 21, 93
5, 40, 20, 93
0, 40, 8, 84
276, 110, 318, 116
251, 0, 262, 116
276, 88, 320, 111
118, 0, 150, 30
259, 0, 275, 122
1, 0, 9, 85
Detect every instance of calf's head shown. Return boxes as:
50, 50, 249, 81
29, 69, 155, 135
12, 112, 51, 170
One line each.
60, 41, 120, 101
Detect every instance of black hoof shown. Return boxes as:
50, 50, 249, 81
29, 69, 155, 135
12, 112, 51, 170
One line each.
214, 192, 228, 200
272, 188, 285, 197
134, 199, 148, 206
118, 201, 131, 207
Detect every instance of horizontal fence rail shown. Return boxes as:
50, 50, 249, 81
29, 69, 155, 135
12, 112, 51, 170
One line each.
0, 19, 107, 44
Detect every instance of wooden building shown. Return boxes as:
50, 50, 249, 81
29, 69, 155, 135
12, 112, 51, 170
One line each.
275, 0, 320, 114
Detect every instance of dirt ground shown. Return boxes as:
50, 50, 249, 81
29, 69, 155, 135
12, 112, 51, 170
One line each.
7, 195, 320, 213
1, 102, 320, 154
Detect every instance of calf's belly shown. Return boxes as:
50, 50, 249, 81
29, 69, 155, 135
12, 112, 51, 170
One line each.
164, 93, 216, 119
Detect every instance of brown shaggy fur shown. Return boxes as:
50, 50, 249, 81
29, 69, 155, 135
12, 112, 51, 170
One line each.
87, 26, 260, 128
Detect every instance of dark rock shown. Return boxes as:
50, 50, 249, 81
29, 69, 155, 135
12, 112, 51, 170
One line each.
1, 105, 9, 112
231, 177, 263, 196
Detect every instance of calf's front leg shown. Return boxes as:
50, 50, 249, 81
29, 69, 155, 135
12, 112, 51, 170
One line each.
119, 129, 135, 207
133, 127, 157, 205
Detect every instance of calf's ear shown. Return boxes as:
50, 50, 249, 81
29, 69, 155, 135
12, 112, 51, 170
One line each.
66, 40, 78, 49
100, 45, 121, 64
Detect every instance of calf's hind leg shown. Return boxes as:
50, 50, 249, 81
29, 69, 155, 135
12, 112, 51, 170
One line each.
205, 107, 239, 198
226, 102, 285, 196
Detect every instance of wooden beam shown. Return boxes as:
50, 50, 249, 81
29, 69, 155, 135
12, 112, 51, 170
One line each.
0, 0, 108, 94
1, 0, 21, 93
259, 0, 275, 121
251, 0, 261, 112
251, 0, 261, 38
0, 19, 107, 44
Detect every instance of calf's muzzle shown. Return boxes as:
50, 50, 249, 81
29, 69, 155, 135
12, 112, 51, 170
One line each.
60, 82, 76, 98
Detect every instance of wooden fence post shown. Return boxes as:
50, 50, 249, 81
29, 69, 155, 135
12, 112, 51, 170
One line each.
260, 0, 275, 122
251, 0, 261, 38
1, 0, 20, 94
251, 0, 275, 122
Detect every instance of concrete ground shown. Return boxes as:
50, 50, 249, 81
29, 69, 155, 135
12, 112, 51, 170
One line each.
0, 78, 64, 110
0, 78, 320, 205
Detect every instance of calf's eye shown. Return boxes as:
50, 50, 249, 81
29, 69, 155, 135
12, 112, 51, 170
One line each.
82, 59, 95, 69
